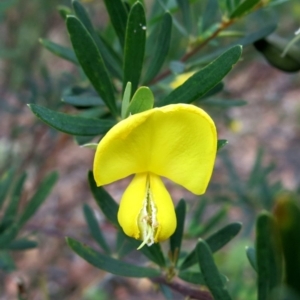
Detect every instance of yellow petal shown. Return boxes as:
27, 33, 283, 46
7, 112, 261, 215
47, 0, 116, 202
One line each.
93, 104, 217, 194
117, 172, 176, 244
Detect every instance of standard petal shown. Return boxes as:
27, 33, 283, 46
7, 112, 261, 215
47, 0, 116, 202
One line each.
118, 173, 147, 240
93, 104, 217, 194
149, 173, 176, 242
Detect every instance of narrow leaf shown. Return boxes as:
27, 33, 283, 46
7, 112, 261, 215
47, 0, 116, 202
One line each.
116, 230, 137, 258
0, 223, 19, 249
178, 271, 206, 285
170, 199, 186, 266
256, 212, 283, 299
196, 239, 232, 300
246, 246, 257, 271
123, 2, 146, 95
0, 168, 14, 210
126, 86, 154, 116
72, 0, 123, 79
39, 39, 78, 64
217, 139, 228, 151
175, 0, 191, 32
62, 95, 104, 107
121, 82, 132, 119
66, 16, 118, 115
83, 204, 111, 254
103, 0, 128, 48
67, 237, 160, 277
1, 173, 27, 227
8, 239, 37, 250
29, 104, 115, 136
88, 171, 119, 226
160, 46, 242, 105
18, 172, 58, 226
180, 222, 242, 270
143, 12, 172, 84
230, 0, 260, 19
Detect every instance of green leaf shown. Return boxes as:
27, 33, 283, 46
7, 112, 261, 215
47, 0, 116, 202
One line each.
180, 222, 242, 270
116, 230, 137, 258
39, 39, 78, 64
202, 98, 247, 107
123, 2, 146, 95
1, 173, 27, 228
88, 171, 119, 227
62, 95, 104, 107
18, 172, 58, 227
175, 0, 191, 32
0, 168, 14, 210
57, 5, 72, 20
126, 87, 154, 116
0, 251, 15, 272
202, 0, 220, 32
196, 239, 232, 300
66, 16, 118, 115
254, 37, 300, 73
83, 204, 111, 254
102, 0, 128, 48
72, 0, 123, 80
0, 223, 19, 249
230, 0, 260, 18
121, 82, 132, 119
246, 246, 257, 271
160, 45, 242, 105
217, 139, 228, 151
8, 239, 37, 250
178, 271, 206, 285
170, 199, 186, 266
274, 198, 300, 295
256, 212, 283, 300
67, 237, 160, 277
143, 12, 172, 84
29, 104, 115, 136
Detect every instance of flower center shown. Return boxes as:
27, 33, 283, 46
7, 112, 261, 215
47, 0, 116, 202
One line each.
137, 177, 158, 249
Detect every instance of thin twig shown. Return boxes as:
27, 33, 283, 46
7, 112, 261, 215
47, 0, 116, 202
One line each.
151, 277, 213, 300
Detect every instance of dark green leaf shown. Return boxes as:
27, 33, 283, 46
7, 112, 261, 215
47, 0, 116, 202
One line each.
66, 16, 118, 115
202, 0, 220, 32
121, 82, 132, 119
230, 0, 260, 18
170, 199, 186, 266
88, 171, 119, 226
175, 0, 191, 31
72, 0, 123, 79
29, 104, 115, 136
0, 168, 14, 210
62, 96, 104, 107
178, 271, 206, 285
126, 86, 154, 116
254, 37, 300, 72
83, 204, 111, 254
67, 237, 160, 277
1, 173, 27, 228
217, 139, 228, 151
202, 98, 247, 107
246, 246, 257, 271
39, 39, 78, 64
8, 239, 37, 250
123, 2, 146, 95
180, 222, 242, 270
160, 46, 242, 105
256, 212, 283, 300
18, 172, 58, 227
57, 5, 72, 20
0, 251, 15, 272
103, 0, 128, 48
196, 239, 232, 300
116, 230, 137, 258
0, 223, 19, 249
143, 12, 172, 84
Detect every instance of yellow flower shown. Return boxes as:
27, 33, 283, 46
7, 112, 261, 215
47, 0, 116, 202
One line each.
93, 104, 217, 248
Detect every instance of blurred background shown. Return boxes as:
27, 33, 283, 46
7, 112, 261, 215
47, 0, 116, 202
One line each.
0, 0, 300, 299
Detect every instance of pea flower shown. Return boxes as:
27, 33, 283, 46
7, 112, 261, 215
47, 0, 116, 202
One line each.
93, 104, 217, 248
